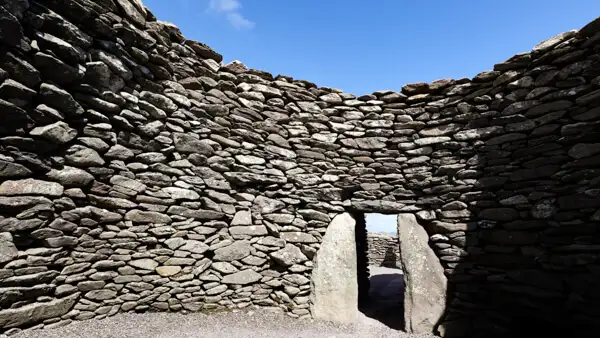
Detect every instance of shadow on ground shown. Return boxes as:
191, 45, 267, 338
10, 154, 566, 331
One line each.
359, 270, 405, 330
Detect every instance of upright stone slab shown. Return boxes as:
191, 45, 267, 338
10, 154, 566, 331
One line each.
397, 213, 447, 334
310, 212, 358, 323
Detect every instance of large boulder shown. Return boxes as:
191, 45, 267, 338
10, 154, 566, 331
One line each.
0, 293, 80, 328
397, 213, 447, 334
310, 212, 358, 323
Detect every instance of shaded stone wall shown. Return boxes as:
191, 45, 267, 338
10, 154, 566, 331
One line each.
366, 232, 401, 268
1, 0, 600, 336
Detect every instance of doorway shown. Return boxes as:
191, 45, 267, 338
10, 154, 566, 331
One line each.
357, 212, 405, 330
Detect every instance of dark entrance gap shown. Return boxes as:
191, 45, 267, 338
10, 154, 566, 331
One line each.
353, 212, 405, 330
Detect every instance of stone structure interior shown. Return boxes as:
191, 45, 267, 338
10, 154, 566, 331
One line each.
1, 0, 600, 337
365, 217, 401, 269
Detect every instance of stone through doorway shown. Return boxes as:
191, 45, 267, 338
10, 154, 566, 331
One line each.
358, 212, 405, 330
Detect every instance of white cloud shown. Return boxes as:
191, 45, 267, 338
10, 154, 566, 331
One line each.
209, 0, 241, 12
226, 12, 255, 29
207, 0, 254, 29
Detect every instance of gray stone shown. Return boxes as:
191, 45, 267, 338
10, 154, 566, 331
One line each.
310, 213, 357, 324
38, 83, 84, 117
211, 262, 238, 274
105, 145, 134, 160
114, 0, 146, 26
231, 210, 252, 225
252, 196, 285, 214
65, 146, 105, 167
0, 178, 64, 197
30, 122, 77, 144
397, 213, 447, 334
221, 269, 262, 285
46, 166, 94, 187
156, 266, 182, 277
173, 133, 214, 155
0, 160, 31, 178
280, 232, 318, 244
270, 244, 308, 267
230, 225, 268, 237
0, 233, 18, 264
129, 259, 159, 270
179, 240, 209, 254
162, 187, 200, 200
0, 293, 79, 328
125, 210, 172, 224
214, 241, 252, 261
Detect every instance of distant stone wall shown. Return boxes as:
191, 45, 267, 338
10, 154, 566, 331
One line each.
366, 232, 400, 268
1, 0, 600, 337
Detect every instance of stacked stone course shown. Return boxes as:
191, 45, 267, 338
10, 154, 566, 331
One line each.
366, 232, 401, 268
0, 0, 600, 336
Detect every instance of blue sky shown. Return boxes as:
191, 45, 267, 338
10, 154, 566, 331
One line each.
144, 0, 600, 95
365, 214, 397, 234
142, 1, 599, 233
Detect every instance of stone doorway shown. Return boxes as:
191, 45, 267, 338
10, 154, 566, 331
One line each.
309, 211, 405, 329
358, 212, 405, 330
309, 211, 448, 335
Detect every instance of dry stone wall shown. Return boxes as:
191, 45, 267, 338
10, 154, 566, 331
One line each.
366, 232, 401, 268
1, 0, 600, 336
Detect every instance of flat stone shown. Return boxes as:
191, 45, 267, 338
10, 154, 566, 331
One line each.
280, 232, 318, 244
65, 146, 105, 167
221, 269, 262, 285
162, 187, 200, 200
125, 210, 172, 224
229, 225, 268, 237
0, 293, 79, 328
30, 122, 77, 144
310, 213, 357, 324
231, 210, 252, 226
211, 262, 238, 274
0, 196, 52, 211
568, 143, 600, 159
105, 145, 134, 160
235, 155, 265, 165
0, 178, 64, 197
0, 160, 31, 178
156, 266, 182, 277
114, 0, 146, 27
39, 83, 84, 117
46, 166, 94, 187
270, 244, 308, 267
213, 241, 252, 261
397, 213, 447, 334
85, 289, 117, 301
179, 240, 209, 254
252, 196, 285, 214
173, 133, 214, 155
129, 259, 159, 271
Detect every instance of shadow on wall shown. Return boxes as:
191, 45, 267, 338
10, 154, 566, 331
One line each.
382, 245, 399, 269
0, 0, 600, 336
425, 24, 600, 338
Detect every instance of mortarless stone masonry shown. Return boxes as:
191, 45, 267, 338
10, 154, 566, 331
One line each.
0, 0, 600, 337
366, 232, 401, 268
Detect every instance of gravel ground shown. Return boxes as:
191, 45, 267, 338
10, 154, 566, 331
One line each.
15, 311, 434, 338
16, 266, 431, 338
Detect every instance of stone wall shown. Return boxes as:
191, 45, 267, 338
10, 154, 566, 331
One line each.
366, 232, 400, 268
1, 0, 600, 336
